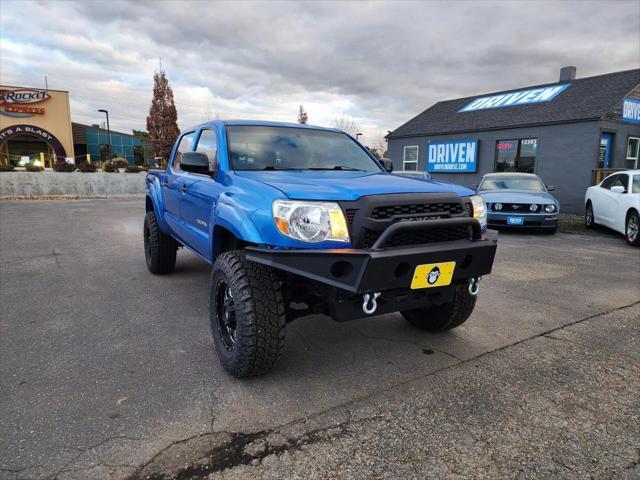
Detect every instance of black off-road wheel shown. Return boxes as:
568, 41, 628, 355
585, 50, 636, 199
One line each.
401, 283, 476, 332
626, 210, 640, 247
585, 202, 595, 229
209, 251, 286, 378
143, 211, 177, 274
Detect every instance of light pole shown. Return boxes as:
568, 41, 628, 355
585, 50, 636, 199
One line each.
98, 109, 112, 160
355, 133, 363, 141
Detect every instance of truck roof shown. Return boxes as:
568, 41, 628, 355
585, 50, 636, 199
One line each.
189, 119, 343, 133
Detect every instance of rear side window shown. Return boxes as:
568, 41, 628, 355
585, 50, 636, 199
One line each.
172, 132, 196, 172
195, 129, 218, 171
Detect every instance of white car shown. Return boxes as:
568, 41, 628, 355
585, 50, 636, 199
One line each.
585, 170, 640, 246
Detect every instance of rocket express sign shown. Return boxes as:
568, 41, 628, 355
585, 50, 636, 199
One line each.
459, 84, 571, 112
427, 139, 478, 173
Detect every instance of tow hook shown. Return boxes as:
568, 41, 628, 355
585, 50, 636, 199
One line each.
362, 292, 381, 315
468, 277, 480, 296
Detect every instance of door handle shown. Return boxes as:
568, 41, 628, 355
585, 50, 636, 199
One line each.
179, 185, 188, 193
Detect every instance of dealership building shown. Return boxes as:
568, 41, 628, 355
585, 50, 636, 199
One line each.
1, 84, 145, 167
387, 68, 640, 213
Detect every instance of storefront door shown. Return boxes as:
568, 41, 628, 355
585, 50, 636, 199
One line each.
598, 132, 613, 168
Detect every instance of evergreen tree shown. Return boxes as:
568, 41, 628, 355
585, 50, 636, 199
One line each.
146, 67, 180, 167
297, 105, 308, 124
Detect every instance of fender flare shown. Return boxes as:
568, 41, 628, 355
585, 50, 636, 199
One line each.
145, 176, 171, 234
210, 196, 263, 259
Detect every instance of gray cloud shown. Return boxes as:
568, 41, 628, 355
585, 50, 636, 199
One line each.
1, 0, 638, 145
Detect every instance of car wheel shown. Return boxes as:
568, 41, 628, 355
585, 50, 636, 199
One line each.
144, 211, 177, 274
626, 211, 640, 247
585, 202, 595, 229
209, 250, 286, 377
401, 283, 476, 332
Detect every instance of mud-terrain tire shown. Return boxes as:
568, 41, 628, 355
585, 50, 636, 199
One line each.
209, 251, 286, 378
401, 283, 476, 332
626, 210, 640, 246
144, 211, 177, 274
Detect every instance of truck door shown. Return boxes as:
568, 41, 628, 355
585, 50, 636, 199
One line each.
180, 128, 223, 260
163, 131, 197, 241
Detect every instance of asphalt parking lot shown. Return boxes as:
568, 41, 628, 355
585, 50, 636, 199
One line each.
1, 199, 639, 480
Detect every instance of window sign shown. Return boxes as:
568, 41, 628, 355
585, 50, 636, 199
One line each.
622, 98, 640, 124
495, 138, 537, 173
427, 139, 477, 173
459, 84, 571, 112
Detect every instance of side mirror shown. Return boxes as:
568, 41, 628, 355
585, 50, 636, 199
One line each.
181, 152, 211, 174
381, 158, 393, 173
546, 185, 555, 191
610, 185, 626, 194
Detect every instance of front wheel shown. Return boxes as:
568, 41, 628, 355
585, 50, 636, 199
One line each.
209, 251, 286, 378
585, 202, 595, 229
401, 283, 476, 332
626, 211, 640, 246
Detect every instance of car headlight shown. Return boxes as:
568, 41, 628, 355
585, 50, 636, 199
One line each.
494, 202, 503, 211
545, 204, 557, 213
469, 195, 487, 229
530, 204, 539, 212
272, 200, 349, 243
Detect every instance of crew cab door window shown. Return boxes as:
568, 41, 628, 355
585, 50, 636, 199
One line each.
172, 132, 196, 172
195, 129, 218, 172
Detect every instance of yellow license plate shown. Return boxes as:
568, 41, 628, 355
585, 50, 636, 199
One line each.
411, 262, 456, 289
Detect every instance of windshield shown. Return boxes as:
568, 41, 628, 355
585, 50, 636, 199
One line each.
227, 126, 382, 172
480, 176, 545, 192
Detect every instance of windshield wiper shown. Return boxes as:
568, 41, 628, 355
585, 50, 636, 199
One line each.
308, 166, 366, 171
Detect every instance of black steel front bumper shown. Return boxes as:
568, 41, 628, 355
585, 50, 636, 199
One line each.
246, 218, 498, 294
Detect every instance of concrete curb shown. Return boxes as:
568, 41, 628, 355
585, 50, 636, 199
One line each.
0, 171, 147, 197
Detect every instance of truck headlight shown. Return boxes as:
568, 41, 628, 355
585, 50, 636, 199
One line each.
272, 200, 350, 243
469, 195, 487, 229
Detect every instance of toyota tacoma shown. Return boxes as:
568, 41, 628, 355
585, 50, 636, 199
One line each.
144, 121, 498, 377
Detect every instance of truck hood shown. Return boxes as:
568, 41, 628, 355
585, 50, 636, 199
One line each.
478, 189, 558, 204
234, 171, 474, 201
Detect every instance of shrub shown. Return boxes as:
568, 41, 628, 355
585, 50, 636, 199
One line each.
0, 162, 15, 172
112, 157, 129, 169
125, 165, 143, 173
25, 163, 44, 172
78, 162, 97, 173
102, 161, 118, 172
53, 160, 76, 172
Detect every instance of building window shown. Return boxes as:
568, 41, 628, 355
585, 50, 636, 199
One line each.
626, 137, 639, 169
403, 145, 418, 171
495, 138, 537, 173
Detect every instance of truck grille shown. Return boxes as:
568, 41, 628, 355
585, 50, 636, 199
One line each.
361, 224, 470, 248
370, 202, 463, 219
339, 193, 472, 249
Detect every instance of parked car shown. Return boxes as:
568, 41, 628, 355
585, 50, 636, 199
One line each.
144, 120, 499, 377
476, 172, 560, 233
585, 170, 640, 246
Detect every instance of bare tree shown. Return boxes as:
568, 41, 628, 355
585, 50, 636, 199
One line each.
297, 105, 308, 124
372, 133, 388, 158
331, 114, 361, 137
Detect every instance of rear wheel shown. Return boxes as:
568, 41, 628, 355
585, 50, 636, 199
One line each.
585, 202, 595, 229
401, 283, 476, 332
144, 211, 177, 274
626, 211, 640, 246
209, 251, 286, 377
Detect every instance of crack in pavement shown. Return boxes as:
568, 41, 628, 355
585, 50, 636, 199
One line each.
124, 300, 640, 480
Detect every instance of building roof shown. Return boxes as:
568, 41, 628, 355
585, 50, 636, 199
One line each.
388, 69, 640, 138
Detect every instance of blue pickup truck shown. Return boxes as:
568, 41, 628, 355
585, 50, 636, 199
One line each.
144, 120, 498, 377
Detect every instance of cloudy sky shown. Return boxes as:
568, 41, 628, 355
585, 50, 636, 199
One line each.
1, 0, 638, 147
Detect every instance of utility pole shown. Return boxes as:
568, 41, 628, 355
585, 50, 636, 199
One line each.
98, 109, 112, 160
